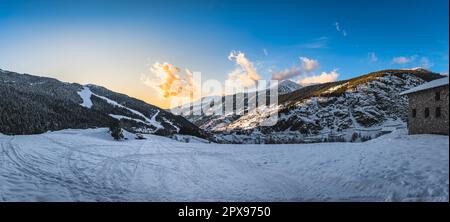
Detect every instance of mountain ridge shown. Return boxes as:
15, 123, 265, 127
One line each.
184, 69, 445, 143
1, 68, 445, 143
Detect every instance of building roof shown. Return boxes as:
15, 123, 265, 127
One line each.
400, 77, 449, 95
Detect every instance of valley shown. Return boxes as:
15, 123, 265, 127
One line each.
0, 128, 447, 201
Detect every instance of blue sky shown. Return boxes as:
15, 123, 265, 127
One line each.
0, 0, 448, 107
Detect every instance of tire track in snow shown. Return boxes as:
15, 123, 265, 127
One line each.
136, 138, 309, 201
41, 135, 135, 200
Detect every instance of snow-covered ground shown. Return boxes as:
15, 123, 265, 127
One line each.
0, 129, 448, 202
77, 86, 163, 130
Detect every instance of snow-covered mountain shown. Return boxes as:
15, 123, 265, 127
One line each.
0, 69, 206, 138
173, 78, 302, 132
185, 69, 444, 143
174, 79, 301, 117
1, 68, 444, 144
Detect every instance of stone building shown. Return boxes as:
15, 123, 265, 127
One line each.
400, 77, 449, 135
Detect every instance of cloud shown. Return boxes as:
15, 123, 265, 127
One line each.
298, 37, 329, 49
262, 48, 268, 56
420, 57, 434, 69
392, 55, 433, 68
392, 55, 419, 65
334, 22, 347, 37
392, 56, 412, 64
271, 57, 320, 80
142, 62, 198, 100
334, 22, 341, 32
298, 69, 339, 85
227, 51, 262, 87
299, 57, 319, 72
271, 67, 302, 81
368, 52, 378, 63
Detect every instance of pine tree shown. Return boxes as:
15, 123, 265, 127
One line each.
109, 121, 124, 141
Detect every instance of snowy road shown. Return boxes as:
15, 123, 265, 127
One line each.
0, 129, 448, 201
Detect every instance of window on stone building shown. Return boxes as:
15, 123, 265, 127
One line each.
436, 107, 441, 118
424, 107, 430, 118
412, 109, 416, 118
435, 91, 440, 101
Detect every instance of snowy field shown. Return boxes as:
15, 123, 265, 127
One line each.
0, 129, 448, 202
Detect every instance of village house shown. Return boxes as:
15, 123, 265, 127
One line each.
400, 77, 449, 135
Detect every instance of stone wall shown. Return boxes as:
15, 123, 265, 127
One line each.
407, 85, 449, 135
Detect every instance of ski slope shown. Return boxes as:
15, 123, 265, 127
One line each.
0, 129, 448, 201
77, 86, 163, 130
